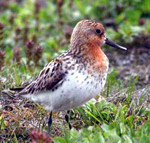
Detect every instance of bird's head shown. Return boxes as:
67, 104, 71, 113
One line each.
70, 20, 127, 51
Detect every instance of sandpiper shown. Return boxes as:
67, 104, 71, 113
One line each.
13, 20, 127, 133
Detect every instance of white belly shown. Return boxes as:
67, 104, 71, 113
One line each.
24, 69, 107, 111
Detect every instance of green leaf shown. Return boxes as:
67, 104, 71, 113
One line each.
123, 135, 133, 143
125, 9, 141, 23
53, 137, 67, 143
120, 123, 126, 134
101, 123, 109, 132
140, 135, 150, 143
143, 0, 150, 12
85, 110, 101, 124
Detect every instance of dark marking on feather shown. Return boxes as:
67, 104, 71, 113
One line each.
39, 69, 45, 77
46, 72, 65, 91
45, 68, 50, 74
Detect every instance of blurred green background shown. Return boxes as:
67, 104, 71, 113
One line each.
0, 0, 150, 58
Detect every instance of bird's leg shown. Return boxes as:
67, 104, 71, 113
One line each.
48, 111, 52, 134
65, 110, 72, 129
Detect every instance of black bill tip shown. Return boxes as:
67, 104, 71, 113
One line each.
105, 38, 127, 51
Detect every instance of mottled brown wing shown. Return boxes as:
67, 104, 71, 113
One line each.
17, 59, 66, 96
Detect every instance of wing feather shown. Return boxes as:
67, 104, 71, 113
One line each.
17, 58, 66, 96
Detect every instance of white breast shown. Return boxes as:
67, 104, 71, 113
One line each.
25, 66, 107, 111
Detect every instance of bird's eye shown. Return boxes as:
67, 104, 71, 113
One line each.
95, 29, 102, 35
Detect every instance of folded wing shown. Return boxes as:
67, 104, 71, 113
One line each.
16, 58, 66, 96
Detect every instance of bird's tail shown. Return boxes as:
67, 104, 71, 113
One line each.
10, 87, 24, 92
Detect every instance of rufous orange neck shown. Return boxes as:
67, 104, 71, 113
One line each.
85, 43, 109, 72
69, 41, 109, 72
